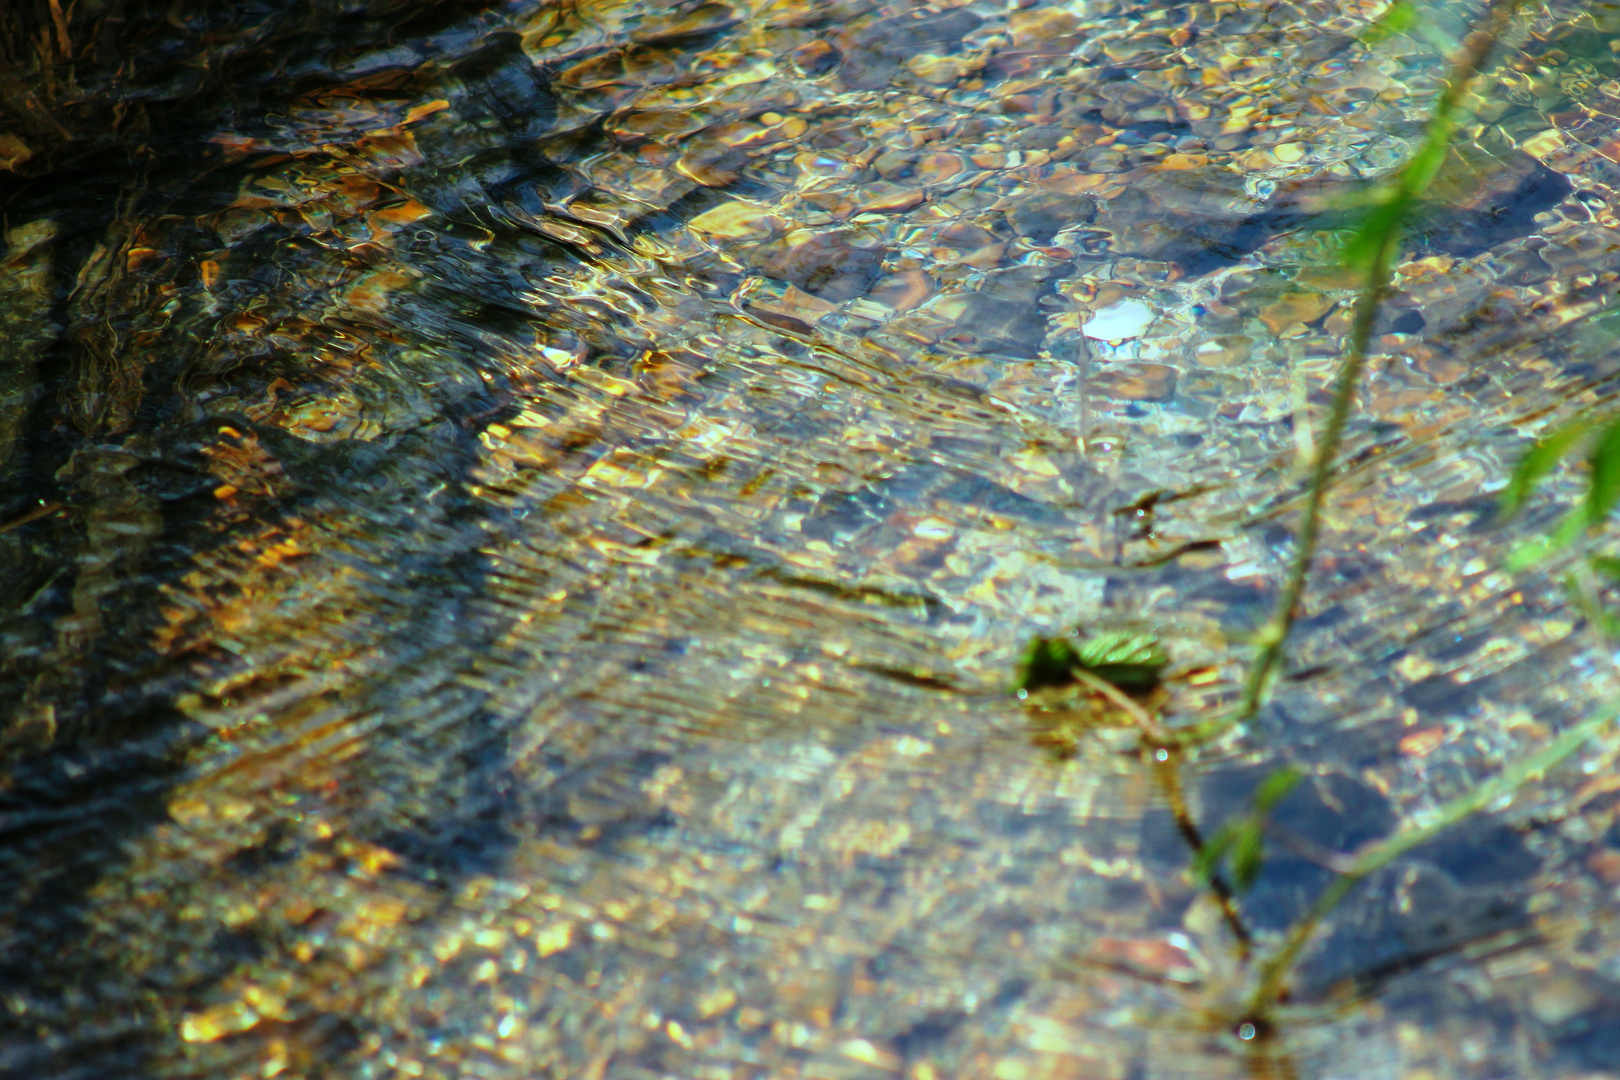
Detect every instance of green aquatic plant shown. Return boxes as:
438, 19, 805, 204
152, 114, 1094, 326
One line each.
1014, 635, 1087, 693
1017, 628, 1173, 750
1193, 768, 1302, 895
1237, 0, 1524, 727
1072, 630, 1169, 691
1014, 628, 1168, 695
1243, 697, 1620, 1018
1018, 0, 1620, 1036
1225, 0, 1620, 1023
1500, 415, 1620, 572
1224, 0, 1620, 1027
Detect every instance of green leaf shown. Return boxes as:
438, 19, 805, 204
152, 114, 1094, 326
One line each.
1073, 630, 1165, 668
1589, 554, 1620, 581
1015, 636, 1080, 693
1587, 420, 1620, 525
1360, 0, 1418, 45
1017, 629, 1170, 694
1074, 630, 1168, 691
1338, 195, 1407, 274
1401, 118, 1458, 197
1193, 823, 1238, 884
1254, 767, 1303, 814
1506, 508, 1586, 572
1230, 823, 1266, 892
1500, 421, 1592, 520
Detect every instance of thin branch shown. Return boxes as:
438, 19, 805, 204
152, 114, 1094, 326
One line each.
1233, 0, 1523, 727
47, 0, 71, 60
0, 500, 62, 536
1071, 666, 1167, 742
1151, 745, 1254, 958
1245, 694, 1619, 1017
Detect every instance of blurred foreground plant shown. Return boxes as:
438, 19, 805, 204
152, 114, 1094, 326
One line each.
1015, 0, 1620, 1039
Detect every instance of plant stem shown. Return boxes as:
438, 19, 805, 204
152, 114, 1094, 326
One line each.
1225, 0, 1558, 1014
1244, 694, 1620, 1017
1151, 746, 1254, 958
1071, 666, 1169, 743
1234, 0, 1523, 726
1235, 236, 1394, 720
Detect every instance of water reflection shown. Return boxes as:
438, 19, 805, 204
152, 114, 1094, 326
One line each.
3, 0, 1620, 1076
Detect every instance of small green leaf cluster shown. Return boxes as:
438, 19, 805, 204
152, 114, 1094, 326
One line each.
1193, 769, 1303, 893
1015, 629, 1168, 694
1502, 417, 1620, 572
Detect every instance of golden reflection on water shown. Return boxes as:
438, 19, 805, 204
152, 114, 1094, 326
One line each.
5, 0, 1620, 1076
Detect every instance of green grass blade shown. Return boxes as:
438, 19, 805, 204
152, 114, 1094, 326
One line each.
1500, 421, 1591, 520
1587, 420, 1620, 526
1339, 195, 1408, 273
1360, 0, 1418, 45
1506, 508, 1586, 572
1231, 824, 1266, 892
1254, 767, 1303, 814
1589, 554, 1620, 580
1192, 823, 1237, 885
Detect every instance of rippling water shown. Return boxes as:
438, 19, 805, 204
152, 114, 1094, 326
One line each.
5, 0, 1620, 1076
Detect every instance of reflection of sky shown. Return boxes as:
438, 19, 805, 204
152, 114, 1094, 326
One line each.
1082, 299, 1156, 342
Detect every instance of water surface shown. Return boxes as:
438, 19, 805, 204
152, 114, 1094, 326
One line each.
4, 1, 1620, 1077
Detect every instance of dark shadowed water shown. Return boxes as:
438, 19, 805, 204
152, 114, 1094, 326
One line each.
4, 0, 1620, 1077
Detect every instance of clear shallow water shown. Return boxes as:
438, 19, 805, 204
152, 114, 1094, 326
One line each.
4, 0, 1620, 1076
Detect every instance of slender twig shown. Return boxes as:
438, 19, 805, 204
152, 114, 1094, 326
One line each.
1151, 745, 1254, 958
1071, 666, 1168, 742
1233, 0, 1523, 727
1065, 673, 1258, 953
47, 0, 71, 59
1244, 694, 1620, 1016
0, 500, 61, 536
1224, 0, 1585, 1016
1072, 664, 1258, 944
1067, 665, 1253, 948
